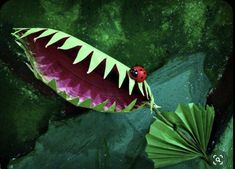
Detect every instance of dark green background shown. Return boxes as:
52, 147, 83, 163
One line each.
0, 0, 233, 168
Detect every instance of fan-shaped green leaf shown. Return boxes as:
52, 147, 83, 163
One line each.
146, 103, 215, 168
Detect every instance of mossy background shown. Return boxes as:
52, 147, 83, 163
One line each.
0, 0, 233, 168
0, 0, 233, 82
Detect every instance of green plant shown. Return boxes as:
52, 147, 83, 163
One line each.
146, 103, 215, 168
12, 28, 215, 168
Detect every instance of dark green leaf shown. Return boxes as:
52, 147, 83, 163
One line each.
8, 111, 154, 169
149, 53, 211, 112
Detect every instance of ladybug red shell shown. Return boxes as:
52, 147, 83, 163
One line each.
129, 66, 147, 82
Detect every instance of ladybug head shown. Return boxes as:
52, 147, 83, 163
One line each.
129, 67, 138, 77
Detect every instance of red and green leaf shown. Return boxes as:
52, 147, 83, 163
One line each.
12, 28, 154, 112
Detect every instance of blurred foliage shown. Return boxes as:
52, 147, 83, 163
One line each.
0, 0, 233, 84
0, 60, 64, 159
211, 117, 233, 169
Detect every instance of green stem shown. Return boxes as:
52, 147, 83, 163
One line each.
152, 104, 174, 128
202, 152, 212, 166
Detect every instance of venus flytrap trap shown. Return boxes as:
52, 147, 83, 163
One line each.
12, 28, 154, 113
12, 28, 215, 168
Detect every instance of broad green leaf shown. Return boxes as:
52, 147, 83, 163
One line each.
8, 110, 154, 169
149, 53, 211, 112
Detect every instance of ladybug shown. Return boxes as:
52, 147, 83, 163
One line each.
129, 66, 147, 82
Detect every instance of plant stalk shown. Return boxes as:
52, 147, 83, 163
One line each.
202, 152, 212, 166
151, 104, 174, 128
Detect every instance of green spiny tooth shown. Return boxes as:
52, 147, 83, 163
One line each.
25, 62, 34, 73
128, 76, 135, 95
116, 64, 128, 88
147, 85, 152, 100
45, 32, 69, 48
58, 37, 78, 50
106, 102, 116, 112
34, 29, 58, 41
154, 104, 161, 109
69, 97, 80, 106
144, 81, 149, 100
58, 90, 67, 99
20, 28, 46, 39
14, 40, 24, 49
33, 29, 58, 42
103, 58, 115, 79
148, 87, 154, 103
73, 46, 92, 64
79, 98, 92, 108
93, 100, 108, 111
87, 51, 106, 74
13, 28, 26, 31
145, 82, 154, 100
25, 62, 40, 79
12, 28, 29, 36
138, 82, 145, 96
12, 33, 21, 39
122, 99, 137, 112
48, 79, 57, 90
